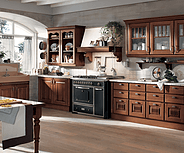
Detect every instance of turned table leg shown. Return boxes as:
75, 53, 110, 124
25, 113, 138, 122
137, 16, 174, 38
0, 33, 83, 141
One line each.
33, 106, 42, 153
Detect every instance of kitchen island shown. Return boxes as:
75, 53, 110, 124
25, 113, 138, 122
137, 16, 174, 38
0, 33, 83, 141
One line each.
0, 96, 45, 153
110, 79, 184, 131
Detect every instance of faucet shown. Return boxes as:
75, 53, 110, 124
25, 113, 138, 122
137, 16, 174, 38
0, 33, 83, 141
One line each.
111, 68, 117, 76
3, 69, 10, 77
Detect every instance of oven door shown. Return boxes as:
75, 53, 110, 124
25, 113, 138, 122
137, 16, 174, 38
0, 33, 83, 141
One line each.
74, 86, 93, 104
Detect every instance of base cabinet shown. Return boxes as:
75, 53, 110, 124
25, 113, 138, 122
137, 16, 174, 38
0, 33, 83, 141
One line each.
0, 82, 29, 100
113, 98, 128, 115
129, 100, 145, 118
38, 77, 71, 111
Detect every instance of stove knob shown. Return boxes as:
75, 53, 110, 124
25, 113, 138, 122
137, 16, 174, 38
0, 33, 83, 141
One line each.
97, 82, 100, 86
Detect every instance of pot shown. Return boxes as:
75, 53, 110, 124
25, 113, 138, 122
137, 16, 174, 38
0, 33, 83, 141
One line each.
40, 52, 46, 59
39, 41, 47, 50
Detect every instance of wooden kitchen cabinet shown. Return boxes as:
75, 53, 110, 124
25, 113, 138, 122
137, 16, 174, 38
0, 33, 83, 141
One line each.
0, 82, 29, 100
38, 77, 71, 111
128, 23, 150, 55
175, 20, 184, 54
113, 98, 128, 115
46, 25, 85, 66
129, 99, 145, 118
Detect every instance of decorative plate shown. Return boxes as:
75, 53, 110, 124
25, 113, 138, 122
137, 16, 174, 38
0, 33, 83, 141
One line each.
50, 43, 58, 51
173, 65, 184, 80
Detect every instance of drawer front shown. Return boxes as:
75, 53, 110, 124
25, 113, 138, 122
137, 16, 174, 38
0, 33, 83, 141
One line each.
165, 103, 184, 123
129, 91, 145, 101
114, 82, 128, 90
146, 102, 164, 120
129, 100, 145, 118
146, 93, 164, 102
165, 86, 184, 95
113, 98, 128, 115
146, 84, 164, 93
129, 83, 145, 92
165, 94, 184, 104
73, 104, 93, 114
114, 90, 128, 99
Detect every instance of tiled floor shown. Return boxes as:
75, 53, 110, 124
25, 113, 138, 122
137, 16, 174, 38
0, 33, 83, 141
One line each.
0, 108, 184, 153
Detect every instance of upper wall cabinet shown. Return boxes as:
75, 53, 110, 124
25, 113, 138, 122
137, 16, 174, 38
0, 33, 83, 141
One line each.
128, 23, 149, 55
46, 25, 85, 66
125, 15, 184, 57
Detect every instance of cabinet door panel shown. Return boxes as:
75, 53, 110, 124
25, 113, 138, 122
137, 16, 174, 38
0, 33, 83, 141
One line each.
0, 85, 14, 98
114, 90, 128, 99
16, 83, 29, 100
129, 91, 145, 101
114, 82, 128, 90
113, 98, 128, 115
129, 100, 145, 118
147, 93, 164, 102
146, 84, 164, 93
38, 78, 52, 103
146, 102, 164, 120
165, 86, 184, 95
165, 103, 184, 123
53, 79, 68, 105
175, 20, 184, 54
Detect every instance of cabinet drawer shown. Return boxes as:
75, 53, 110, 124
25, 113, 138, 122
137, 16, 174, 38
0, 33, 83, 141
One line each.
146, 102, 164, 120
165, 94, 184, 104
114, 82, 128, 90
113, 98, 128, 115
146, 84, 164, 93
129, 91, 145, 101
114, 90, 128, 99
73, 104, 93, 114
129, 100, 145, 118
146, 93, 164, 102
165, 86, 184, 95
165, 103, 184, 123
129, 83, 145, 92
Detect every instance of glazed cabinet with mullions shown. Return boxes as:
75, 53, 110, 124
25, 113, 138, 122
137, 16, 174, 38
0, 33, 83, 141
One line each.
128, 23, 149, 55
175, 20, 184, 54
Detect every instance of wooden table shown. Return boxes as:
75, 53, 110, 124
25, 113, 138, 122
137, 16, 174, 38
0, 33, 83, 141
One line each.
0, 96, 45, 153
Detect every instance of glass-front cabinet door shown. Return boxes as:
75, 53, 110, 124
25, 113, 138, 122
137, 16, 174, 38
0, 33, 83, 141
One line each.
150, 21, 174, 54
128, 23, 149, 54
175, 20, 184, 54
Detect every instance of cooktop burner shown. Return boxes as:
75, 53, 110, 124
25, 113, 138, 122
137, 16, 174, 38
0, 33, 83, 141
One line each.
73, 75, 125, 80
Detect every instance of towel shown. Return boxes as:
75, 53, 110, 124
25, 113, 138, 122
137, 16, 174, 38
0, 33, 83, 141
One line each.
1, 104, 33, 150
157, 79, 168, 91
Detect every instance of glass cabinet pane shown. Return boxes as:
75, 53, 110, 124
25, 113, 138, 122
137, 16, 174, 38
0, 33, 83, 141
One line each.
136, 28, 138, 38
154, 37, 170, 50
132, 38, 146, 50
139, 28, 142, 37
143, 27, 146, 37
179, 24, 183, 36
163, 26, 166, 36
159, 26, 162, 36
132, 28, 135, 38
166, 25, 170, 36
154, 26, 158, 37
179, 37, 184, 49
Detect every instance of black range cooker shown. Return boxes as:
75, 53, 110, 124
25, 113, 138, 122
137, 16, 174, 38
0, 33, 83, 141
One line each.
71, 75, 112, 119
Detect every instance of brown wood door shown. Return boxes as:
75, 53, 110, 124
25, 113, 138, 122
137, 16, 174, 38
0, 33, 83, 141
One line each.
146, 102, 164, 120
175, 20, 184, 54
114, 90, 128, 99
128, 23, 150, 55
113, 98, 128, 115
129, 100, 145, 118
38, 77, 53, 103
15, 82, 29, 100
165, 94, 184, 104
150, 21, 174, 54
129, 91, 145, 101
53, 78, 69, 106
129, 83, 145, 92
0, 84, 14, 98
146, 93, 164, 102
165, 103, 184, 123
114, 82, 128, 90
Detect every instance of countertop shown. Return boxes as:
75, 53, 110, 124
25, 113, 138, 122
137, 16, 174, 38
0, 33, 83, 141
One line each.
109, 79, 184, 86
31, 74, 72, 79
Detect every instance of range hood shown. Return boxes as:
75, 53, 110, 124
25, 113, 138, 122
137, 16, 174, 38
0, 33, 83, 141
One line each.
77, 27, 122, 62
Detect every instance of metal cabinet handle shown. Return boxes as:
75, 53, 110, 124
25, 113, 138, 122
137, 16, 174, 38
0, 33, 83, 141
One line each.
153, 86, 157, 88
135, 102, 139, 104
172, 96, 176, 99
119, 84, 124, 86
77, 87, 90, 90
119, 92, 123, 94
172, 106, 176, 108
153, 103, 157, 106
135, 85, 139, 87
135, 93, 139, 95
56, 82, 65, 84
172, 87, 177, 89
95, 88, 103, 91
153, 95, 157, 97
119, 100, 123, 102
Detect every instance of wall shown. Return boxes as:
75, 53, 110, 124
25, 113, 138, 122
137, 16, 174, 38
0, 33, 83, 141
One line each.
52, 0, 184, 79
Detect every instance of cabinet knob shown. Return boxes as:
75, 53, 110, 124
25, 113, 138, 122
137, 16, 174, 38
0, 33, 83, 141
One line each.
119, 100, 123, 102
172, 106, 176, 108
135, 85, 139, 87
153, 103, 157, 106
172, 87, 177, 89
119, 84, 124, 86
135, 93, 139, 95
153, 86, 157, 88
172, 96, 176, 99
153, 95, 157, 97
119, 92, 123, 94
135, 102, 139, 104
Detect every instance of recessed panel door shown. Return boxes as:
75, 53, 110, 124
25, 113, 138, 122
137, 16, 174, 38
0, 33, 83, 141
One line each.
129, 100, 145, 118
